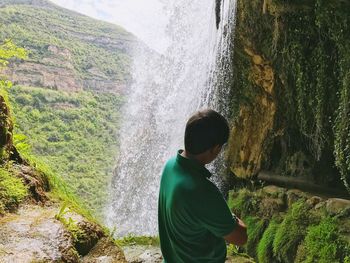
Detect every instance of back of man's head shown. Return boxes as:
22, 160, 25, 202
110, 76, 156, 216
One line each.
184, 109, 229, 155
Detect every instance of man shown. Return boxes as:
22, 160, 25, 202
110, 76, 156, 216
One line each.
158, 109, 247, 263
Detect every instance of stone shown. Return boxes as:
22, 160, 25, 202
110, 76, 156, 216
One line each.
325, 198, 350, 215
262, 185, 286, 197
252, 55, 263, 65
82, 237, 127, 263
0, 205, 79, 263
286, 189, 309, 207
122, 245, 162, 263
306, 196, 323, 207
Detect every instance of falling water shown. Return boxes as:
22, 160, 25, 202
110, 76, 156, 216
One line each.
106, 0, 237, 236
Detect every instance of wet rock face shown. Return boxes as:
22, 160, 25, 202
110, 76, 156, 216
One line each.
82, 237, 127, 263
228, 48, 276, 178
16, 164, 50, 203
0, 205, 127, 263
123, 245, 162, 263
0, 205, 79, 262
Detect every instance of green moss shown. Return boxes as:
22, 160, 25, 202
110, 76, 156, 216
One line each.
272, 201, 311, 263
303, 217, 350, 263
0, 167, 27, 214
244, 216, 267, 259
228, 189, 260, 218
257, 219, 279, 263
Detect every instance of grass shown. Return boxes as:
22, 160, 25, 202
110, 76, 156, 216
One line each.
9, 85, 123, 219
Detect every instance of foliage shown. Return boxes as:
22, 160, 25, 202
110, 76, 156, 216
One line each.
0, 166, 27, 214
272, 201, 311, 263
0, 2, 132, 81
9, 86, 123, 219
0, 39, 27, 160
302, 217, 350, 263
0, 39, 27, 67
55, 204, 86, 243
257, 219, 279, 263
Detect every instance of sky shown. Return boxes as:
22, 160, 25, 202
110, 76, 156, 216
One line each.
51, 0, 169, 52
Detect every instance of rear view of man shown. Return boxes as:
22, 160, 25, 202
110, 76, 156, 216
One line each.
158, 109, 247, 263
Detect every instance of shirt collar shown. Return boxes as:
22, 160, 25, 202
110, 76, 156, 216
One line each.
176, 150, 212, 179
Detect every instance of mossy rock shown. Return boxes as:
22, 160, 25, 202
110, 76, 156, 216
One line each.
228, 189, 261, 218
257, 219, 280, 263
272, 201, 313, 263
300, 217, 350, 263
245, 217, 268, 259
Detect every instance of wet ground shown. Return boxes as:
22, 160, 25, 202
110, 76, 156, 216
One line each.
122, 245, 255, 263
0, 205, 72, 262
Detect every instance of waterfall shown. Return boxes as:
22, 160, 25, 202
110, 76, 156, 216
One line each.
105, 0, 237, 236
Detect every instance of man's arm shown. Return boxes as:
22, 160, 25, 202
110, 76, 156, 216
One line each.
224, 218, 247, 246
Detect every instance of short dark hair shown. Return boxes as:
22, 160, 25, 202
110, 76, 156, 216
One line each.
184, 109, 230, 154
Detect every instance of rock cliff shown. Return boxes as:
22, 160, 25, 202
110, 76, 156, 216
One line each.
227, 0, 350, 194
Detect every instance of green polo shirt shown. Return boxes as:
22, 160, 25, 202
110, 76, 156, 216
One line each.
158, 150, 238, 263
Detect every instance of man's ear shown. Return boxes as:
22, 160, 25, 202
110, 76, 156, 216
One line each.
211, 144, 222, 155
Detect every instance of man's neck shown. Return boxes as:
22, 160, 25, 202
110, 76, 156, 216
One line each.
181, 150, 206, 166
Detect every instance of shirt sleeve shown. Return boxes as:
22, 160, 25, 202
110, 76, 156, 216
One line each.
186, 182, 238, 237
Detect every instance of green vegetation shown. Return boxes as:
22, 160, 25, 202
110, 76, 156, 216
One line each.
9, 85, 123, 218
0, 167, 27, 214
257, 219, 279, 263
301, 217, 350, 263
228, 189, 260, 218
245, 217, 267, 258
0, 39, 27, 160
21, 151, 96, 222
0, 0, 132, 82
273, 201, 310, 263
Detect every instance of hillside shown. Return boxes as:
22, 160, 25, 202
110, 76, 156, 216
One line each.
0, 0, 134, 93
0, 0, 135, 218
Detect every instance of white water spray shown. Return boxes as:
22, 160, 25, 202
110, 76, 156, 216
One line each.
106, 0, 237, 236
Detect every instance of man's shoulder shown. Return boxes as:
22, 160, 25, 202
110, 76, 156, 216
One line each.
162, 156, 177, 173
